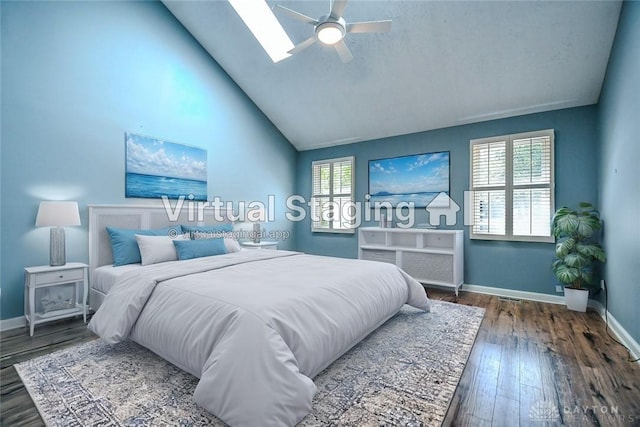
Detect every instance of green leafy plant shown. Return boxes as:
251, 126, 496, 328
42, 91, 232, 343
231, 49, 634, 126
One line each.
551, 202, 606, 290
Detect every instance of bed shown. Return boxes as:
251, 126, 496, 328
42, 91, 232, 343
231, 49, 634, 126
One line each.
87, 205, 431, 426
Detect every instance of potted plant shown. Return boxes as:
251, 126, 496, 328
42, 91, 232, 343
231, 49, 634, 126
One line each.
551, 202, 606, 312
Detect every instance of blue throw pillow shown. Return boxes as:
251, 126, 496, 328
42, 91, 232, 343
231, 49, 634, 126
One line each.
173, 238, 227, 260
182, 224, 233, 240
107, 226, 182, 266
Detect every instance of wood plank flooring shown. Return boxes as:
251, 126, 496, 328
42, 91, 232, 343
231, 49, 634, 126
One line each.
1, 316, 96, 426
1, 290, 639, 426
433, 289, 640, 426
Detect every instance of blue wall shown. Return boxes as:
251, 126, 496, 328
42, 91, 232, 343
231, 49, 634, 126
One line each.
0, 1, 297, 320
296, 106, 599, 295
598, 1, 640, 344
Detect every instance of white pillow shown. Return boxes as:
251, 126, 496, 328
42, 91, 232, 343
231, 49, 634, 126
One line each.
224, 238, 241, 253
135, 234, 187, 266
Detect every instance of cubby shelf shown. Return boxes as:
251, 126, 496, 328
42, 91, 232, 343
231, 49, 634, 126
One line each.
358, 227, 464, 295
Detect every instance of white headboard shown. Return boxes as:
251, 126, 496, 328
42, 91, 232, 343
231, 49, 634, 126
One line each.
88, 204, 234, 275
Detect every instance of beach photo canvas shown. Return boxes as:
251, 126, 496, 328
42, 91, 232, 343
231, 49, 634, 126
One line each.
125, 133, 207, 201
369, 151, 450, 207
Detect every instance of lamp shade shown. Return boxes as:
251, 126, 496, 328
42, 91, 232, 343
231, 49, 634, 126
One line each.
35, 201, 81, 227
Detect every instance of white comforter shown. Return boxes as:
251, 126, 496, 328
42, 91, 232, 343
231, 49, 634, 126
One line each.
88, 250, 430, 426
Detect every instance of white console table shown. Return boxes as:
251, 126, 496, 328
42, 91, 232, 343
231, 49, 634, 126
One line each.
358, 227, 464, 295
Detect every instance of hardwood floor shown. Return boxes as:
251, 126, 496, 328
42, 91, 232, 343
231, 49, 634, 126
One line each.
1, 291, 639, 426
430, 289, 640, 427
1, 316, 96, 426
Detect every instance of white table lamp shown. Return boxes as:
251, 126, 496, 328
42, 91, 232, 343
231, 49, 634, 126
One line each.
252, 222, 262, 243
245, 206, 266, 244
35, 201, 81, 266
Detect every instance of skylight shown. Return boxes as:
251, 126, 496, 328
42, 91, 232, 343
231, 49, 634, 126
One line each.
228, 0, 295, 63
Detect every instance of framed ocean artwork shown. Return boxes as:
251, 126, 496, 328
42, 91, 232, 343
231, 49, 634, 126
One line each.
368, 151, 450, 207
125, 132, 207, 201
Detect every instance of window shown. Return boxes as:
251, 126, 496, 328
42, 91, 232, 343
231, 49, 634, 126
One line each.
470, 129, 554, 242
311, 156, 355, 233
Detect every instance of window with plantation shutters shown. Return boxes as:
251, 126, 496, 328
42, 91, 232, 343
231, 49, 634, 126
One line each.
470, 130, 554, 242
311, 156, 355, 233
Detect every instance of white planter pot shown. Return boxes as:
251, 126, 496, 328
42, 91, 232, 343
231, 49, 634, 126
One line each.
564, 287, 589, 312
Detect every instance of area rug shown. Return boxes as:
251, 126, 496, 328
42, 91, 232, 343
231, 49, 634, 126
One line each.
15, 300, 484, 426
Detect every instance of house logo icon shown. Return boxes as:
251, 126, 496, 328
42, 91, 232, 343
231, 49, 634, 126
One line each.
529, 400, 560, 422
426, 192, 460, 226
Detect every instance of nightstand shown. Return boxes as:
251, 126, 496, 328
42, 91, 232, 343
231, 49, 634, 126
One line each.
240, 241, 279, 250
24, 262, 88, 336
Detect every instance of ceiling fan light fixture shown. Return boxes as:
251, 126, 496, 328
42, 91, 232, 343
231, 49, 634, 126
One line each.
316, 22, 345, 45
274, 0, 390, 62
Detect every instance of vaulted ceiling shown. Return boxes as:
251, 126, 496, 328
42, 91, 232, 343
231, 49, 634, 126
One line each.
163, 0, 622, 151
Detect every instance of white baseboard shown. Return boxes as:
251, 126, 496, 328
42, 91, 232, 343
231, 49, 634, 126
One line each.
462, 283, 567, 305
586, 300, 640, 362
1, 316, 26, 332
461, 283, 640, 363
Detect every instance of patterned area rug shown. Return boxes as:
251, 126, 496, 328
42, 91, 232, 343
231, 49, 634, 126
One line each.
16, 300, 484, 426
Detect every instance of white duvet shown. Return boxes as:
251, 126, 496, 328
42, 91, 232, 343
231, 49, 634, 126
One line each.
88, 250, 430, 426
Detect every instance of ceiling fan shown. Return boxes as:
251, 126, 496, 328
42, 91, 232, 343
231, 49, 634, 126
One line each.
274, 0, 392, 63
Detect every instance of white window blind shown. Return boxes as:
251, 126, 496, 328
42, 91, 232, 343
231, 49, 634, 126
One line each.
470, 130, 554, 242
311, 156, 355, 233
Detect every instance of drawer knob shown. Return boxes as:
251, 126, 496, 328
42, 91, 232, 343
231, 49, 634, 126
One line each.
59, 275, 64, 278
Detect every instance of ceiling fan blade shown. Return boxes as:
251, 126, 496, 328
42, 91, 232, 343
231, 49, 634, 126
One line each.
347, 20, 392, 34
334, 39, 353, 63
273, 4, 317, 25
288, 36, 317, 55
330, 0, 348, 19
